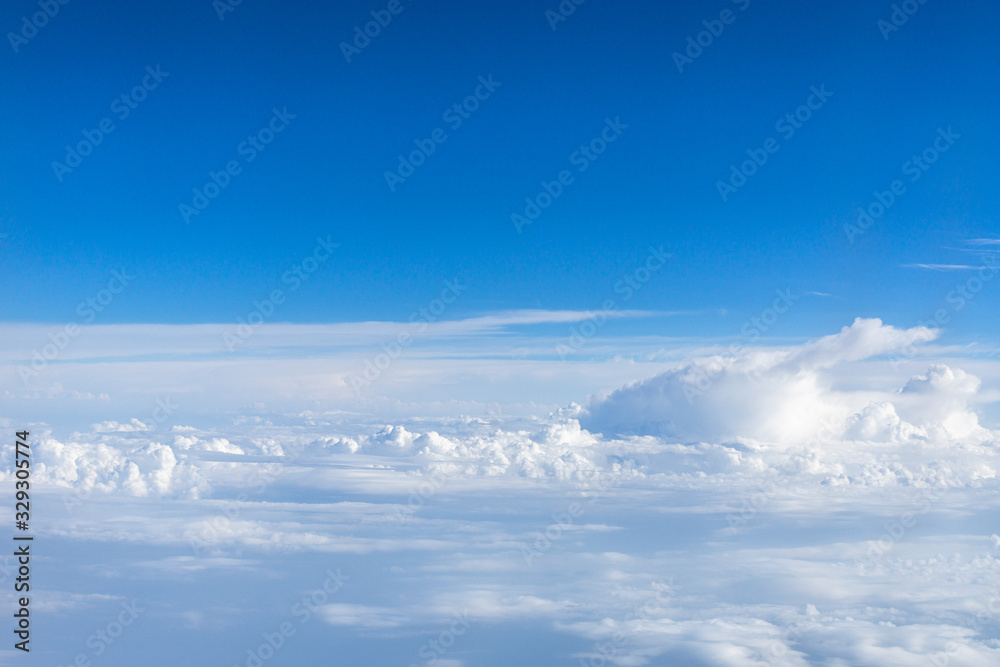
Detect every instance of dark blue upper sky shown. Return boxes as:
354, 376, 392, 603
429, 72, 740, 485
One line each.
1, 0, 997, 341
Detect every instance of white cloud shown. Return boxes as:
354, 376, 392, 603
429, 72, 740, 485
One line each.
3, 317, 1000, 665
318, 604, 409, 628
902, 263, 983, 271
583, 318, 942, 444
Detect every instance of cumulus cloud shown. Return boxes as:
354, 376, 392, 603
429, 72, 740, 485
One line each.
582, 318, 943, 444
893, 364, 990, 440
778, 317, 938, 371
842, 402, 924, 443
0, 431, 209, 499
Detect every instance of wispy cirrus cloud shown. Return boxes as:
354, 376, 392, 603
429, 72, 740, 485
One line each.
905, 239, 1000, 271
902, 263, 983, 271
0, 310, 688, 363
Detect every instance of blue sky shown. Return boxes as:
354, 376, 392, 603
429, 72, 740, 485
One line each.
2, 0, 997, 344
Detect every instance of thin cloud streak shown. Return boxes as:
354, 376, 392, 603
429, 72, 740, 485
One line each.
901, 263, 982, 271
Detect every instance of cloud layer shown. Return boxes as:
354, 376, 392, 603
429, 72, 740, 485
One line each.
3, 317, 999, 666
